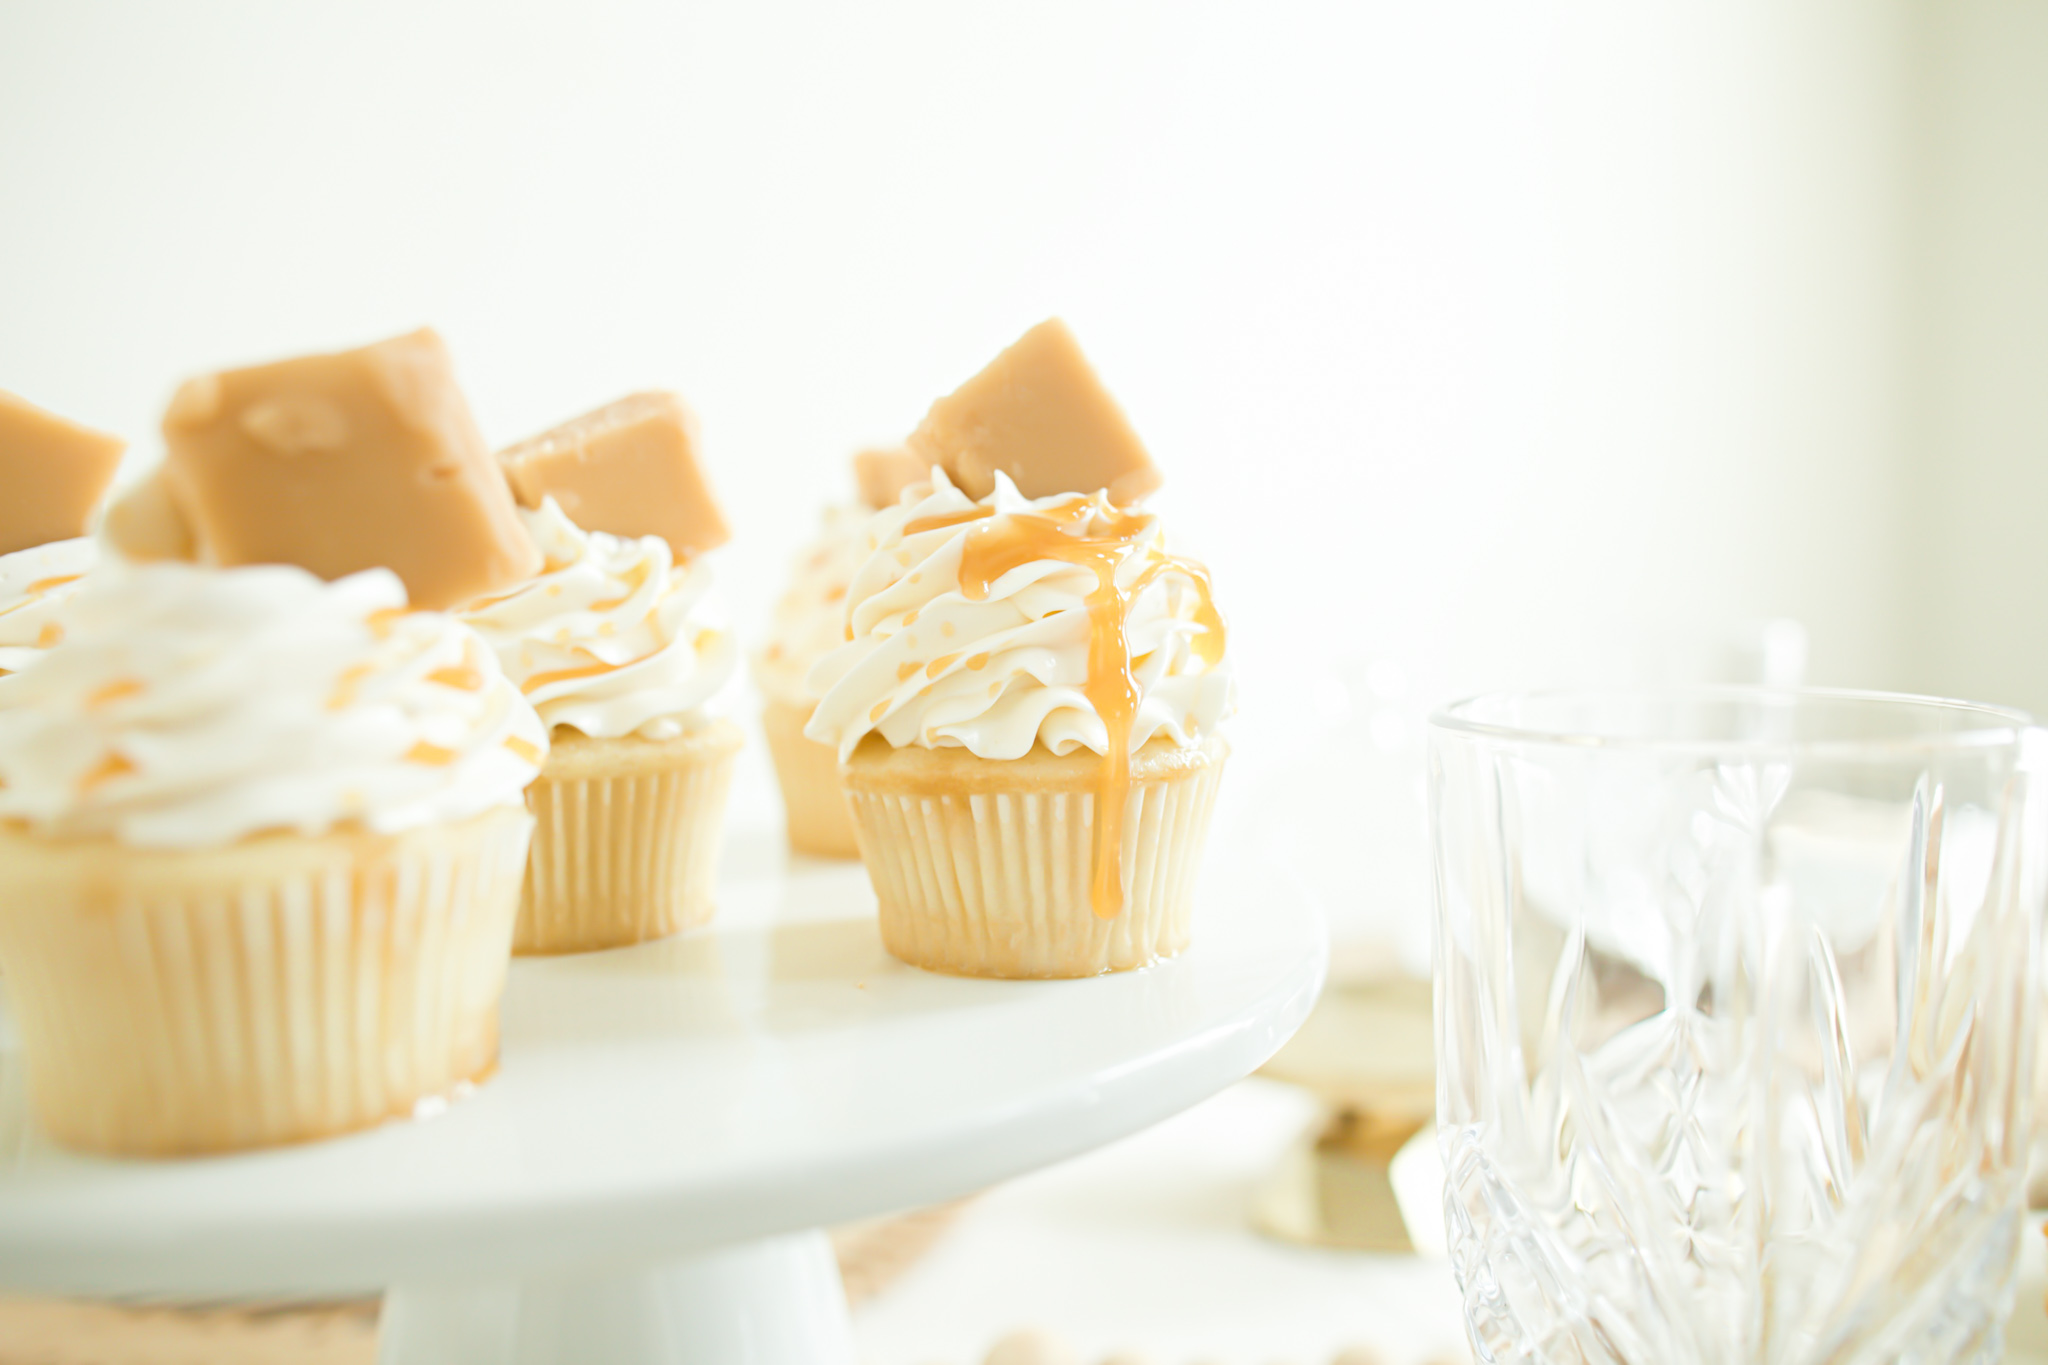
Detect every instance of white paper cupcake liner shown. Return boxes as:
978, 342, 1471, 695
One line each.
762, 697, 861, 859
0, 807, 532, 1156
845, 754, 1225, 978
517, 728, 740, 954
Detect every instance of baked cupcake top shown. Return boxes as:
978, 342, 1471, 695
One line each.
0, 537, 96, 673
753, 502, 878, 709
0, 562, 545, 847
804, 468, 1232, 764
459, 498, 735, 741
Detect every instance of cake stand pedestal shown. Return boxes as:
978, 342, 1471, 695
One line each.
0, 825, 1325, 1365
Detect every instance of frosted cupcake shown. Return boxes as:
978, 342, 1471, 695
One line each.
805, 469, 1233, 977
0, 562, 543, 1155
755, 447, 928, 858
0, 536, 97, 673
461, 498, 740, 953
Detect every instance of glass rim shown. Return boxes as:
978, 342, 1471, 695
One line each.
1429, 685, 2041, 757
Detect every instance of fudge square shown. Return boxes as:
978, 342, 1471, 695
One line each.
160, 328, 539, 610
908, 317, 1163, 507
0, 389, 126, 556
852, 445, 928, 510
497, 392, 731, 559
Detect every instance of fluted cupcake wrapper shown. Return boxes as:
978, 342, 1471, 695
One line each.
516, 723, 742, 954
845, 753, 1226, 979
0, 807, 532, 1157
761, 697, 861, 860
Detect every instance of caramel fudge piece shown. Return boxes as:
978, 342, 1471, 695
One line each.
160, 328, 539, 610
498, 392, 730, 559
0, 390, 126, 556
907, 318, 1162, 506
852, 445, 929, 510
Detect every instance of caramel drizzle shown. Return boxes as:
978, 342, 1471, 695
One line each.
85, 678, 144, 709
79, 751, 136, 792
521, 652, 628, 694
949, 496, 1223, 920
0, 574, 84, 629
426, 664, 485, 691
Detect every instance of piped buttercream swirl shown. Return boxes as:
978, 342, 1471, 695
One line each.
0, 538, 96, 673
459, 499, 736, 741
0, 562, 545, 848
804, 470, 1233, 763
753, 502, 879, 708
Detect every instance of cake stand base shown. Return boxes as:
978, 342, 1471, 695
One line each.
376, 1230, 854, 1365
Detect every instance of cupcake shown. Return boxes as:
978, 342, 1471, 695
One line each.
755, 447, 928, 858
0, 562, 544, 1155
461, 497, 740, 953
806, 469, 1233, 978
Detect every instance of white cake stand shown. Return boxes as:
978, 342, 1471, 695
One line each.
0, 821, 1325, 1365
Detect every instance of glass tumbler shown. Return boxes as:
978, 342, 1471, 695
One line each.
1429, 689, 2047, 1364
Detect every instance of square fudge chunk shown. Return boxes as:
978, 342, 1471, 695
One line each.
0, 390, 126, 556
907, 318, 1162, 506
159, 328, 539, 610
497, 392, 730, 559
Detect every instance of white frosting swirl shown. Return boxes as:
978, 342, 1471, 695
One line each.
0, 563, 545, 848
459, 499, 735, 741
805, 471, 1233, 762
753, 502, 875, 708
0, 538, 96, 673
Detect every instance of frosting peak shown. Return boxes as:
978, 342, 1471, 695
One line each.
460, 499, 735, 741
0, 562, 545, 848
803, 471, 1232, 764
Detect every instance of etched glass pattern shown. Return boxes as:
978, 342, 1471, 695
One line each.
1430, 690, 2045, 1364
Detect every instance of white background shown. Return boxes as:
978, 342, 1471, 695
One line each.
4, 0, 2045, 951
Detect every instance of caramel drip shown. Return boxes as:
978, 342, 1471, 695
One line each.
427, 664, 485, 691
404, 741, 459, 766
24, 574, 83, 596
365, 607, 409, 639
903, 506, 995, 537
327, 662, 375, 711
521, 651, 627, 694
504, 735, 544, 764
952, 497, 1219, 920
85, 678, 144, 709
79, 751, 136, 792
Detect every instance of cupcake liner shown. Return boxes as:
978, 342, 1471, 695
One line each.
517, 721, 742, 954
0, 807, 532, 1157
844, 740, 1226, 978
761, 697, 861, 859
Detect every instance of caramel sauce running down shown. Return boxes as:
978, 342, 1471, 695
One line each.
933, 496, 1223, 920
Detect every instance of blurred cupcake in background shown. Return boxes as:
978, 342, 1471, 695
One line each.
461, 493, 740, 953
754, 446, 927, 858
0, 388, 127, 673
484, 392, 743, 953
